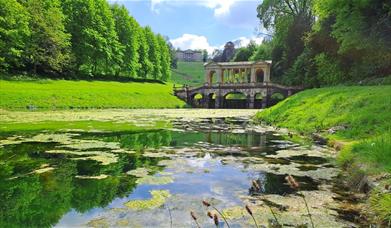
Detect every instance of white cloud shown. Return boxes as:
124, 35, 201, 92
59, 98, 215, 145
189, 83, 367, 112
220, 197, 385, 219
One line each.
233, 36, 264, 48
170, 34, 216, 54
149, 0, 244, 17
170, 34, 265, 54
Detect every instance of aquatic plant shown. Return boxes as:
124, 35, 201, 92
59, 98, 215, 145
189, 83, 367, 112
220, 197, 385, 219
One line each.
249, 179, 281, 226
202, 200, 231, 228
190, 211, 201, 228
245, 205, 259, 228
124, 190, 171, 210
213, 214, 219, 227
285, 175, 315, 228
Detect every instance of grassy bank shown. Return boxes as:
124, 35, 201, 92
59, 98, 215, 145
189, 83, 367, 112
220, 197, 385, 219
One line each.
0, 79, 185, 110
255, 86, 391, 223
171, 61, 205, 86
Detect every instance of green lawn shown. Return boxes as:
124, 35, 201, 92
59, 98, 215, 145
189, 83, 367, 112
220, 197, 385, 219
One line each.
256, 86, 391, 173
171, 61, 205, 86
0, 79, 186, 110
255, 86, 391, 222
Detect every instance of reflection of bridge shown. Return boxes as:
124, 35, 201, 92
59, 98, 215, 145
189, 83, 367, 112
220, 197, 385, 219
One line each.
174, 61, 302, 109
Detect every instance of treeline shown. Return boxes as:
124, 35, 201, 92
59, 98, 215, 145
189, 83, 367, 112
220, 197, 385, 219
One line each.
235, 0, 391, 87
0, 0, 171, 81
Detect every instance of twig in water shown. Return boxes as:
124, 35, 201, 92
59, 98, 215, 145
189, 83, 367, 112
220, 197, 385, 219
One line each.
190, 211, 201, 228
245, 205, 259, 228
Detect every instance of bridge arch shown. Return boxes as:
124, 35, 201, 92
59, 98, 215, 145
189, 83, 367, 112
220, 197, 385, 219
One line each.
223, 92, 247, 109
206, 93, 217, 108
190, 93, 204, 107
254, 93, 264, 109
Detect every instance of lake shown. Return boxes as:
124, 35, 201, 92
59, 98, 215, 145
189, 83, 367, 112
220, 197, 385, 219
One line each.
0, 109, 360, 227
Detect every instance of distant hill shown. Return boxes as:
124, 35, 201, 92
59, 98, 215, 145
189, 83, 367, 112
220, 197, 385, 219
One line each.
171, 62, 205, 86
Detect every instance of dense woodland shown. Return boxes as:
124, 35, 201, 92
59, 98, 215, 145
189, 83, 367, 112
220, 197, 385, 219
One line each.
0, 0, 172, 81
232, 0, 391, 87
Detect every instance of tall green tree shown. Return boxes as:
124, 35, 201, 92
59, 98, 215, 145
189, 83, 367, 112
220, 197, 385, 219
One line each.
232, 40, 258, 61
0, 0, 30, 72
312, 0, 391, 81
156, 34, 171, 81
62, 0, 122, 76
111, 4, 140, 77
24, 0, 71, 74
257, 0, 315, 84
144, 26, 161, 80
137, 27, 151, 79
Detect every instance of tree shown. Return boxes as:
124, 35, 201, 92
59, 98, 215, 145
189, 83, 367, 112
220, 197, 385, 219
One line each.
24, 0, 71, 74
156, 34, 171, 81
312, 0, 391, 81
257, 0, 315, 84
0, 0, 30, 72
232, 41, 258, 61
61, 0, 122, 76
144, 27, 161, 80
111, 4, 140, 77
137, 27, 152, 79
202, 49, 208, 62
250, 41, 272, 61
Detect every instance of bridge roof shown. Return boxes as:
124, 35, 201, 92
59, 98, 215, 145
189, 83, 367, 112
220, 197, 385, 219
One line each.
204, 61, 272, 68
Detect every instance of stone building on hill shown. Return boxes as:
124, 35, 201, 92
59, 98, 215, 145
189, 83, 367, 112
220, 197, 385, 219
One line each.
176, 50, 203, 62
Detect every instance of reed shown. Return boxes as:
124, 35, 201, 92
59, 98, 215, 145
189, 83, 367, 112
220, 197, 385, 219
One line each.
245, 205, 259, 228
213, 214, 219, 227
190, 211, 201, 228
202, 200, 231, 228
165, 204, 173, 228
250, 180, 280, 226
285, 175, 315, 228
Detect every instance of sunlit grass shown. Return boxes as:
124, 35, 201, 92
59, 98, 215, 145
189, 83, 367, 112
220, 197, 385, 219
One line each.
0, 79, 186, 110
256, 86, 391, 174
171, 61, 205, 86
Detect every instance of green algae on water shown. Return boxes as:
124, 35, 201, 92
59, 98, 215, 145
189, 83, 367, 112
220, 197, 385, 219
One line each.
124, 190, 171, 210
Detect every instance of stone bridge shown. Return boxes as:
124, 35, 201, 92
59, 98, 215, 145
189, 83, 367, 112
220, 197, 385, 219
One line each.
174, 61, 302, 109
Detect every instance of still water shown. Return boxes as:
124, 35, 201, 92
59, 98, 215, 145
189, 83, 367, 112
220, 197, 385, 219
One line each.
0, 111, 359, 227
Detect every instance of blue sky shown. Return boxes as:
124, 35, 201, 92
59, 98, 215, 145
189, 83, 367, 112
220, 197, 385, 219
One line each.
110, 0, 264, 53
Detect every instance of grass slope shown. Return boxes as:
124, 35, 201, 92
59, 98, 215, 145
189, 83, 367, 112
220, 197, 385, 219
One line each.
171, 61, 205, 86
0, 80, 185, 110
255, 86, 391, 222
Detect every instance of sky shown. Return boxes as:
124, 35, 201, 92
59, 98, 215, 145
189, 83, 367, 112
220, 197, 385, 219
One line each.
109, 0, 265, 53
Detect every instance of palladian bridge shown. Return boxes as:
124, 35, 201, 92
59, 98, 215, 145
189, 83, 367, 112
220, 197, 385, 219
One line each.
174, 61, 302, 109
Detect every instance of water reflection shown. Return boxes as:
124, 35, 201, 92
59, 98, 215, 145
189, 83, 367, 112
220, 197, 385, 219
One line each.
0, 122, 336, 227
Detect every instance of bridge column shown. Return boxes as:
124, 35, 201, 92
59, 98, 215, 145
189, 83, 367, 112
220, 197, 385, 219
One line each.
264, 67, 271, 82
215, 95, 223, 109
217, 69, 224, 84
201, 94, 209, 108
262, 94, 270, 108
250, 67, 256, 83
248, 95, 255, 109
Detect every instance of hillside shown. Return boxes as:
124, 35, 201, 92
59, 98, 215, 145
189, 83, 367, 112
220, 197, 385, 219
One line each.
0, 80, 186, 110
255, 86, 391, 221
171, 61, 205, 86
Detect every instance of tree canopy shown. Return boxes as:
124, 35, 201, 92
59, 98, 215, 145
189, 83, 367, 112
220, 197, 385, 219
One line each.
250, 0, 391, 87
0, 0, 172, 82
